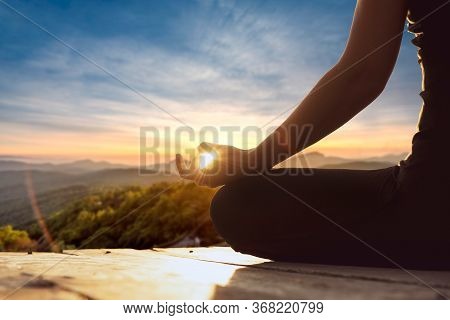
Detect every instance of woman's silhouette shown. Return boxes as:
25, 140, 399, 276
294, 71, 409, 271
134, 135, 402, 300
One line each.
177, 0, 450, 269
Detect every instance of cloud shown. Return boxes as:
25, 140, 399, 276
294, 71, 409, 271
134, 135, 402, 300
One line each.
1, 1, 344, 127
0, 0, 424, 161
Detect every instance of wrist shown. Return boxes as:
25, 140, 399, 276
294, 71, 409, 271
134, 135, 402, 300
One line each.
249, 137, 292, 172
245, 146, 272, 173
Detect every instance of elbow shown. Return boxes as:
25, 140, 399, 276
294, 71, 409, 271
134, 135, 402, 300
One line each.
360, 76, 388, 103
363, 66, 390, 99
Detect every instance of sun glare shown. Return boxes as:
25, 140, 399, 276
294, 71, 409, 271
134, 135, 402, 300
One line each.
199, 152, 216, 170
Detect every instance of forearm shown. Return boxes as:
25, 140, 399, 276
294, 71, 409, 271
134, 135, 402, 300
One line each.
251, 62, 384, 170
244, 0, 407, 172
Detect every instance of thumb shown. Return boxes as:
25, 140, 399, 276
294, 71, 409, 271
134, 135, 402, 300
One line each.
199, 142, 214, 153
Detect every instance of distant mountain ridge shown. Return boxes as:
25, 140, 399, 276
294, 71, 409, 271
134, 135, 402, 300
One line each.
0, 159, 131, 174
276, 151, 408, 169
0, 152, 410, 174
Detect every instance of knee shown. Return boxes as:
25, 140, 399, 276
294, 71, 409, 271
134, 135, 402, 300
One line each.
209, 183, 248, 248
210, 184, 237, 234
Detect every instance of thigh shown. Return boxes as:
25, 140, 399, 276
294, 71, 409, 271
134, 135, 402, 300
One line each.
261, 166, 400, 226
219, 166, 399, 233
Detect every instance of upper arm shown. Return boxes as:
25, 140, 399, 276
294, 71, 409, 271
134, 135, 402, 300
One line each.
338, 0, 408, 91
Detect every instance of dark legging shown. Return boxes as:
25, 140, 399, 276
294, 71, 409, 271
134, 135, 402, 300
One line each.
210, 166, 450, 270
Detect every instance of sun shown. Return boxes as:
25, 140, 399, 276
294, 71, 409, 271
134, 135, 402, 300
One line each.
199, 152, 216, 169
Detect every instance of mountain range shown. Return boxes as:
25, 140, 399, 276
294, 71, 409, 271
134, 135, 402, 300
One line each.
0, 159, 130, 174
0, 152, 408, 227
275, 151, 408, 169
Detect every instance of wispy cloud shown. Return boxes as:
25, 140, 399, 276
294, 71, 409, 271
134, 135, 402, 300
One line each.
0, 0, 423, 162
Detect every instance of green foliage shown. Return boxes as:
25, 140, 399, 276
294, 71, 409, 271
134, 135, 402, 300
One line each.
0, 185, 89, 229
0, 225, 36, 252
38, 182, 221, 249
0, 168, 178, 227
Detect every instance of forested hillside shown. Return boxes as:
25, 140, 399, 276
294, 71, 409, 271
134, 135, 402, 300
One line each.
0, 168, 178, 226
27, 182, 222, 250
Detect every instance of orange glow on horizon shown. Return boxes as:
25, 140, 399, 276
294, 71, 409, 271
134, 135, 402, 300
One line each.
1, 121, 416, 165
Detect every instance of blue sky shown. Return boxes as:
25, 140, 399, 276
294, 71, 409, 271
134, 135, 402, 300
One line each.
0, 0, 423, 163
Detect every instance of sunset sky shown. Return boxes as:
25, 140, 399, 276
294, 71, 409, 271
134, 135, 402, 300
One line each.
0, 0, 423, 164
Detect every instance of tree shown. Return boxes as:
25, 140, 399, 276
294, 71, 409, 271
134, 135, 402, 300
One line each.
34, 181, 223, 250
0, 225, 36, 252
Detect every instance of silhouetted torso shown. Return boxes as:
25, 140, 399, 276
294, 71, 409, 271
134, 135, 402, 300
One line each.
400, 0, 450, 188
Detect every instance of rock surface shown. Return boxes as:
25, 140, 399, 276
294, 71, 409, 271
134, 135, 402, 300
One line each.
0, 247, 449, 299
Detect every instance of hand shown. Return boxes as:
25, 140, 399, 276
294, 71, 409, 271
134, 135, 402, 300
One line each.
176, 142, 253, 188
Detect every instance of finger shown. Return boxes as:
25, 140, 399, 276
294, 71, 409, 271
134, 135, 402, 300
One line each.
184, 157, 202, 180
198, 142, 214, 153
175, 154, 184, 174
187, 155, 198, 172
176, 154, 197, 180
179, 154, 198, 172
176, 154, 190, 175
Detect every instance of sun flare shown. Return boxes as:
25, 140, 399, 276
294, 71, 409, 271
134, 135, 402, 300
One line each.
199, 152, 216, 170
